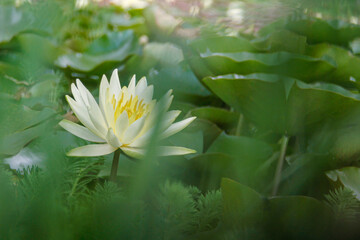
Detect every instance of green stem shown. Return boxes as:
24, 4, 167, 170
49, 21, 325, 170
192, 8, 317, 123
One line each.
235, 114, 244, 136
272, 135, 289, 196
110, 149, 121, 182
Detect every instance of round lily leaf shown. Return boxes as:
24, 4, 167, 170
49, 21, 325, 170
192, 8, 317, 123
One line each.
306, 43, 360, 87
0, 3, 62, 44
198, 50, 336, 82
265, 196, 333, 239
0, 100, 55, 156
188, 35, 257, 53
286, 18, 360, 46
207, 132, 273, 162
55, 30, 140, 73
251, 29, 307, 54
189, 107, 239, 131
221, 178, 264, 227
204, 73, 360, 135
206, 132, 274, 191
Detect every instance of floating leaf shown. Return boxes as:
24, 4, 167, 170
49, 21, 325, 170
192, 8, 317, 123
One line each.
188, 35, 257, 53
204, 73, 360, 135
265, 196, 333, 239
55, 30, 140, 72
221, 178, 264, 227
147, 64, 211, 99
0, 3, 63, 44
0, 100, 55, 156
252, 29, 307, 54
142, 42, 184, 68
198, 50, 336, 82
286, 18, 360, 46
207, 132, 273, 161
190, 107, 239, 130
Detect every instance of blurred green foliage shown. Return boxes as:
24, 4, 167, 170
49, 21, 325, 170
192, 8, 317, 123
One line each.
2, 0, 360, 239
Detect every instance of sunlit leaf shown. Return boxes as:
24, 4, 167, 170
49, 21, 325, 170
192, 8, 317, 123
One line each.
204, 73, 360, 135
56, 30, 140, 72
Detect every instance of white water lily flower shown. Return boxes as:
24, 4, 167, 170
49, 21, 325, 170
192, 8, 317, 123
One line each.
59, 69, 196, 158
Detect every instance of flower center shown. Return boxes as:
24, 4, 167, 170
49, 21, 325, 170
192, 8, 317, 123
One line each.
111, 92, 147, 124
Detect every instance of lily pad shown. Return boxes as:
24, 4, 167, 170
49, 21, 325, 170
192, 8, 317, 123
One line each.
265, 196, 333, 239
55, 30, 140, 72
0, 100, 55, 156
0, 3, 62, 44
189, 107, 239, 130
188, 35, 257, 53
306, 43, 360, 86
221, 178, 264, 227
286, 18, 360, 46
198, 50, 336, 82
221, 178, 333, 238
207, 132, 273, 161
204, 73, 360, 135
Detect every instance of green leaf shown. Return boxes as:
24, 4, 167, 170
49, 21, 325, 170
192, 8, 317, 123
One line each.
221, 178, 264, 227
147, 64, 211, 99
199, 50, 336, 81
265, 196, 333, 239
188, 36, 257, 53
0, 3, 63, 44
252, 30, 307, 54
186, 118, 222, 152
204, 73, 360, 135
206, 133, 274, 192
165, 130, 203, 158
327, 167, 360, 200
207, 132, 273, 161
0, 100, 55, 156
190, 107, 239, 130
306, 43, 360, 86
143, 42, 184, 67
0, 6, 33, 44
55, 30, 140, 72
16, 33, 63, 65
183, 153, 235, 191
286, 18, 360, 46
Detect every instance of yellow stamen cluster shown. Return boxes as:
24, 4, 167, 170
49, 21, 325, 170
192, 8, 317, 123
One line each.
112, 92, 147, 124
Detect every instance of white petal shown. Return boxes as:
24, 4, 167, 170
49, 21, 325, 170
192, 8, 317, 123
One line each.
158, 146, 196, 156
121, 146, 145, 159
86, 90, 107, 128
122, 116, 146, 144
135, 77, 147, 96
71, 83, 85, 106
104, 88, 115, 128
141, 85, 154, 103
161, 90, 174, 112
66, 95, 103, 137
99, 74, 109, 115
59, 119, 105, 143
76, 79, 90, 106
67, 144, 116, 157
161, 117, 196, 139
110, 69, 121, 98
128, 128, 154, 148
161, 110, 181, 131
115, 111, 129, 140
86, 108, 107, 138
106, 128, 122, 148
128, 74, 136, 96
